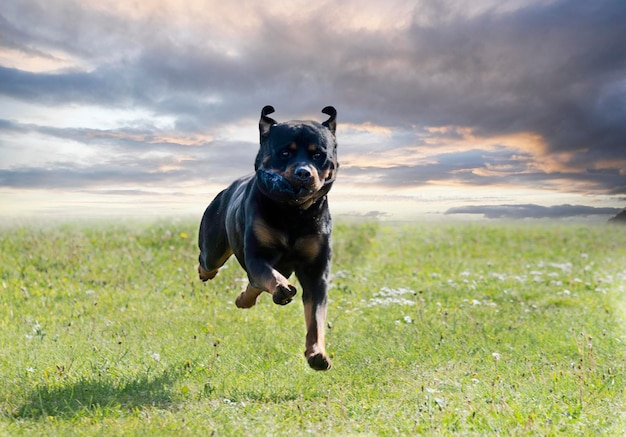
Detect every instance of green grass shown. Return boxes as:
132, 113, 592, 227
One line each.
1, 219, 625, 435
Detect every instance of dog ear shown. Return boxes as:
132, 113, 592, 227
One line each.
259, 105, 277, 139
321, 106, 337, 135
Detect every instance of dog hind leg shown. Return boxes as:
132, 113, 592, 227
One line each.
235, 283, 264, 308
198, 193, 233, 281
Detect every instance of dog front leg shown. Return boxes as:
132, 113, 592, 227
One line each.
297, 265, 332, 370
242, 257, 297, 306
303, 294, 331, 370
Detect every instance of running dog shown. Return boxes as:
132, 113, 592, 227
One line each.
197, 106, 338, 370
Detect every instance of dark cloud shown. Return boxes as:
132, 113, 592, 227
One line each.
0, 66, 114, 105
0, 153, 255, 188
445, 204, 622, 219
341, 1, 626, 151
0, 162, 175, 189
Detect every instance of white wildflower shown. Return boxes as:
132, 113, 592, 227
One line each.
376, 287, 415, 297
550, 262, 573, 273
368, 287, 416, 307
367, 297, 415, 307
490, 272, 507, 281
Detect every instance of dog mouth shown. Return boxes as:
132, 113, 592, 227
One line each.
256, 169, 319, 204
293, 184, 315, 198
256, 169, 298, 199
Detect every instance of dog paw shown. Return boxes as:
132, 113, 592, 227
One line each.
307, 353, 332, 371
272, 284, 297, 305
198, 264, 217, 281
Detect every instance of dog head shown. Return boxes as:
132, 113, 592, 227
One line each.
255, 106, 338, 208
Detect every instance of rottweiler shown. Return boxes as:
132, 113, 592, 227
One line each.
197, 106, 338, 370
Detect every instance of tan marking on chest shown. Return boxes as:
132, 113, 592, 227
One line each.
294, 235, 322, 261
253, 218, 288, 248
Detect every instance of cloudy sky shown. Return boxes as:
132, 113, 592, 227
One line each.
1, 0, 625, 220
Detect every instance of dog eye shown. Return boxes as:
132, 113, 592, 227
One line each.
312, 152, 324, 161
280, 150, 291, 159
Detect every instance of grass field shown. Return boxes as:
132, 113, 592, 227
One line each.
1, 219, 625, 435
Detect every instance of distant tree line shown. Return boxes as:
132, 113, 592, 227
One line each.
609, 208, 626, 224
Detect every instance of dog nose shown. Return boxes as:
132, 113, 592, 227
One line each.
294, 166, 312, 182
